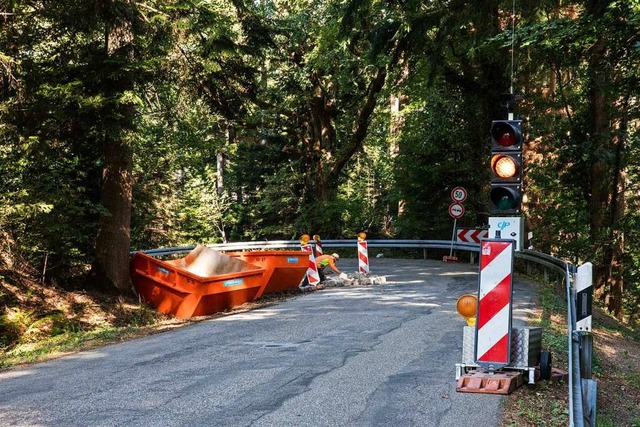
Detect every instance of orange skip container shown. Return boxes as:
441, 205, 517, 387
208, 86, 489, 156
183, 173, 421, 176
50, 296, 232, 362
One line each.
226, 251, 311, 298
130, 248, 267, 318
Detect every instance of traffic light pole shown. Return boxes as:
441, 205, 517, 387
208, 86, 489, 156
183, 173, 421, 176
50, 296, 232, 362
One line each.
501, 93, 522, 121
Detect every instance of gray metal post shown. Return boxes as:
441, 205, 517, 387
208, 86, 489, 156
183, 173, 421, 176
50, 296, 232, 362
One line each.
570, 287, 585, 427
582, 378, 597, 427
579, 333, 593, 379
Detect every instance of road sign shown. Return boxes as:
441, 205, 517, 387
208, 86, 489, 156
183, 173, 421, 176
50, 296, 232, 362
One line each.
451, 186, 467, 203
456, 228, 488, 243
475, 239, 515, 370
449, 202, 465, 219
488, 216, 523, 251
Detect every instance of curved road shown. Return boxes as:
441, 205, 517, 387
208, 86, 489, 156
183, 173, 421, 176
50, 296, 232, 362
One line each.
0, 258, 539, 426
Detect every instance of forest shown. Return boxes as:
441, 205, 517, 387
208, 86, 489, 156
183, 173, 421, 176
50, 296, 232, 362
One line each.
0, 0, 638, 323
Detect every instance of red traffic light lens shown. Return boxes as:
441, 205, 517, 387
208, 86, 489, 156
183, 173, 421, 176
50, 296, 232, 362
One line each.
498, 131, 515, 146
491, 121, 521, 148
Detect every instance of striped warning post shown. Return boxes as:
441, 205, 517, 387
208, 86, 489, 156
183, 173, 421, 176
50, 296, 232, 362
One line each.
301, 243, 321, 285
358, 240, 369, 274
575, 262, 593, 332
475, 239, 515, 370
314, 235, 323, 255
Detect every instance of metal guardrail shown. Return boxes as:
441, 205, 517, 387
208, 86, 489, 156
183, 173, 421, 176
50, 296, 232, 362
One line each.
132, 239, 483, 257
132, 238, 593, 426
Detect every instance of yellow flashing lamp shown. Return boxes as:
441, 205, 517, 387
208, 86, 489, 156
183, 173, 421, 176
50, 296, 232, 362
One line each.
313, 234, 321, 242
357, 232, 367, 242
456, 294, 478, 326
300, 234, 310, 245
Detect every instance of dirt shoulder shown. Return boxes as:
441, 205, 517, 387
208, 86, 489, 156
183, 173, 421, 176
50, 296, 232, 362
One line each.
0, 271, 295, 369
501, 298, 640, 427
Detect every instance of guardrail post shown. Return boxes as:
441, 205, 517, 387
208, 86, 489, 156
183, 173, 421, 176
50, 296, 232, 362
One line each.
575, 262, 596, 427
556, 276, 564, 297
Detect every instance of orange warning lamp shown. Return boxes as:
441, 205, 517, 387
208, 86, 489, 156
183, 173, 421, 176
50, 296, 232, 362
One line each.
300, 234, 311, 245
456, 294, 478, 326
313, 234, 321, 241
357, 232, 367, 242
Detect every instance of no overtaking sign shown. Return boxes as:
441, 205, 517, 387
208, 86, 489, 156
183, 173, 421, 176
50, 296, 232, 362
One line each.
449, 202, 465, 219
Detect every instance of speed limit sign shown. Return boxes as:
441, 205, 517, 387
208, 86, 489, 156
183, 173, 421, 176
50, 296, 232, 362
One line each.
451, 186, 467, 203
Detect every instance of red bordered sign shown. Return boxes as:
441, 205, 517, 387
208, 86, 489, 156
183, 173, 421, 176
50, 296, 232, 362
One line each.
448, 202, 465, 219
451, 186, 467, 203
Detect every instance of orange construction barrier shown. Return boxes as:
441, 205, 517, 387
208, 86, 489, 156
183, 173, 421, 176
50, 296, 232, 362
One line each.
227, 250, 311, 298
130, 246, 266, 318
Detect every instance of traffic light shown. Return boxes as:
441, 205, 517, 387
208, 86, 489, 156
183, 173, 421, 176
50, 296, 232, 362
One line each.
489, 120, 522, 215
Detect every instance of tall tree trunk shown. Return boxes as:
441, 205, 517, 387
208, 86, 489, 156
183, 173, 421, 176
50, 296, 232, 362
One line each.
92, 1, 136, 294
390, 93, 406, 221
586, 0, 625, 319
606, 100, 627, 319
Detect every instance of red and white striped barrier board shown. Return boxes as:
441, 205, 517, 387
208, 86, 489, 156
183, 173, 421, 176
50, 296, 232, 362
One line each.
314, 239, 323, 255
456, 228, 488, 243
301, 244, 321, 285
475, 239, 515, 370
358, 241, 370, 274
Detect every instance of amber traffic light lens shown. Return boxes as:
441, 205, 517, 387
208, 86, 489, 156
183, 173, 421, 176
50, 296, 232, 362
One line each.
491, 154, 518, 179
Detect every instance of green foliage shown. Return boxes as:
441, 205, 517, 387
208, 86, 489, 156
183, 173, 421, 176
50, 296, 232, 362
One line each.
0, 0, 639, 320
392, 80, 488, 238
0, 308, 71, 348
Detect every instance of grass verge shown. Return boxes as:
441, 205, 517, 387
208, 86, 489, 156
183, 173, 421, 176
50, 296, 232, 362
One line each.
501, 275, 640, 427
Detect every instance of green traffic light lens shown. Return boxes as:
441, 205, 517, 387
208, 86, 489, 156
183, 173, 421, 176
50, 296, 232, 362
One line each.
490, 187, 519, 210
497, 195, 516, 209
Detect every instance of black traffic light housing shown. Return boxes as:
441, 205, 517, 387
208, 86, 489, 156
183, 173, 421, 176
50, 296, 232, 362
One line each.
489, 120, 523, 215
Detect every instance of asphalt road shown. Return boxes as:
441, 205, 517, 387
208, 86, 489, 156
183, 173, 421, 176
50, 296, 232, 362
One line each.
0, 258, 539, 427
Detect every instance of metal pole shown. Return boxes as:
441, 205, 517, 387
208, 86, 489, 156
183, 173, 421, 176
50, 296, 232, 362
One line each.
566, 267, 575, 427
565, 263, 585, 427
571, 286, 585, 427
449, 218, 457, 257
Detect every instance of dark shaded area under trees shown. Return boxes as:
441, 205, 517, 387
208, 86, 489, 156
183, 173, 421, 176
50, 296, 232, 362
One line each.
1, 0, 639, 322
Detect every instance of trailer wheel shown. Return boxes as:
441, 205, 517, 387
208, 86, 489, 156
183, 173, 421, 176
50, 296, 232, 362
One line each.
540, 350, 552, 380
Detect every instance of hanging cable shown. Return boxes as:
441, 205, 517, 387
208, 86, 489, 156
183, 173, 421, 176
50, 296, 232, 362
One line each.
510, 0, 516, 95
